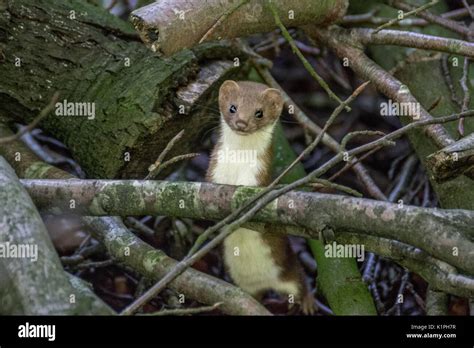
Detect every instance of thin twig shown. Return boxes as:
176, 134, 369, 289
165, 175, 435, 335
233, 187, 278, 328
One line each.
146, 153, 200, 180
125, 217, 156, 239
341, 130, 386, 151
459, 57, 471, 136
74, 259, 114, 270
441, 55, 462, 107
309, 179, 363, 197
272, 81, 370, 185
462, 0, 474, 20
386, 270, 410, 316
140, 302, 222, 316
266, 0, 348, 110
0, 92, 59, 145
148, 129, 184, 170
388, 155, 418, 203
374, 0, 439, 33
391, 0, 473, 38
145, 130, 198, 180
342, 5, 474, 26
327, 146, 382, 182
254, 65, 387, 200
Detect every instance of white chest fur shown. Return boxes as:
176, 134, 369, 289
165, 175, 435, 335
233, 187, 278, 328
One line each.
211, 120, 298, 297
211, 120, 272, 186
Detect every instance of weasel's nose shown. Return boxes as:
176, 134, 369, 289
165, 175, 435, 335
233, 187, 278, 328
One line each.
235, 120, 248, 130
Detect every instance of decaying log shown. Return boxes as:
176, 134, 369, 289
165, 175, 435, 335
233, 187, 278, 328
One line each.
131, 0, 348, 56
0, 0, 245, 179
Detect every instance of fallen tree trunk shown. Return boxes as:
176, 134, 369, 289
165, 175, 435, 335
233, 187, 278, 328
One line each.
0, 157, 114, 315
0, 0, 244, 179
131, 0, 349, 56
0, 124, 270, 315
21, 179, 474, 275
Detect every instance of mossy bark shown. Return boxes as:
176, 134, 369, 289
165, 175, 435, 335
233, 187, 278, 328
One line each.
0, 0, 244, 179
85, 216, 270, 315
0, 156, 113, 315
0, 124, 270, 315
22, 178, 474, 275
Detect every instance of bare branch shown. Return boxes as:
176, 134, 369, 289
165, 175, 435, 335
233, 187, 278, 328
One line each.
266, 0, 347, 109
140, 302, 223, 316
310, 27, 456, 148
391, 0, 473, 38
350, 28, 474, 59
374, 0, 439, 33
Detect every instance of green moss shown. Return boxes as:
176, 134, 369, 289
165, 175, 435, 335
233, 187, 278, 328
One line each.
143, 250, 166, 273
24, 162, 55, 179
0, 0, 232, 179
148, 181, 201, 218
231, 186, 278, 222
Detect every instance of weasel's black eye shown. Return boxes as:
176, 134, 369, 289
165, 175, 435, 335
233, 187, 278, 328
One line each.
229, 105, 237, 113
255, 109, 263, 119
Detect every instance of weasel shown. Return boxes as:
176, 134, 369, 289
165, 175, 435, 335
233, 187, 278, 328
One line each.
206, 80, 314, 314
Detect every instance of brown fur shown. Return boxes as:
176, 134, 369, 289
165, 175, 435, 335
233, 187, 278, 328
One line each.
219, 80, 283, 135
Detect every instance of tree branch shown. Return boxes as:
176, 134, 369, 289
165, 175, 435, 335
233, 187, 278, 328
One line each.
350, 28, 474, 58
22, 178, 474, 274
335, 233, 474, 298
309, 26, 456, 148
85, 216, 270, 315
0, 123, 270, 316
390, 0, 473, 38
0, 157, 114, 315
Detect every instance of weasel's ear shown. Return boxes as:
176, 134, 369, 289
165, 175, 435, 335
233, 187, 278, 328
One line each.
262, 88, 284, 116
219, 80, 240, 97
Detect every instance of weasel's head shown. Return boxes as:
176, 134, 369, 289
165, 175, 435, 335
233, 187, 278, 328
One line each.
218, 80, 284, 135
